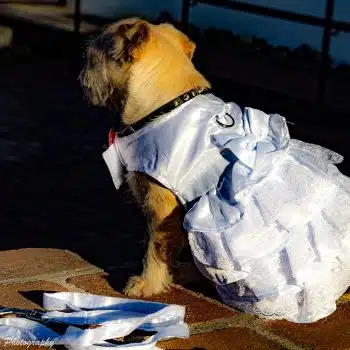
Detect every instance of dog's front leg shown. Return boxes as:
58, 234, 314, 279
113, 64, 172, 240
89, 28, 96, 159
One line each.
124, 172, 186, 297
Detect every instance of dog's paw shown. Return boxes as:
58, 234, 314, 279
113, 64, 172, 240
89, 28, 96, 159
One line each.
123, 275, 170, 298
123, 275, 146, 297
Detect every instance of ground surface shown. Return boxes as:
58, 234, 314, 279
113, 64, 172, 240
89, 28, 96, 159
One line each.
0, 43, 350, 349
0, 249, 348, 349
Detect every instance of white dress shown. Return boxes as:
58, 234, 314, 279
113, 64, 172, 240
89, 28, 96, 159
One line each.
103, 93, 350, 323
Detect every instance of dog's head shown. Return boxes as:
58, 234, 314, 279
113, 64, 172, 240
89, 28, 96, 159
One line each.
80, 18, 197, 122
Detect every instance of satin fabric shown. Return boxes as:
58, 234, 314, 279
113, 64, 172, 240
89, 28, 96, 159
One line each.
103, 93, 350, 323
0, 292, 189, 349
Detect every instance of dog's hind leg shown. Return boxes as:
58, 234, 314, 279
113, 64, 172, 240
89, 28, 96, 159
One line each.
124, 172, 186, 297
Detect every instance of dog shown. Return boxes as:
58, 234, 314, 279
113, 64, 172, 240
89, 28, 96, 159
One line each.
80, 19, 350, 323
80, 18, 211, 297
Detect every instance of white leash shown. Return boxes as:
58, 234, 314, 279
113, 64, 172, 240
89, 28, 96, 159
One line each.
0, 292, 189, 349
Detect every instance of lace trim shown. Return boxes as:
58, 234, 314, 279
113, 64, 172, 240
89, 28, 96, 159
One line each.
216, 256, 350, 322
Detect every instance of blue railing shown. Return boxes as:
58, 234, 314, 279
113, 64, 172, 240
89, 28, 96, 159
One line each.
181, 0, 350, 105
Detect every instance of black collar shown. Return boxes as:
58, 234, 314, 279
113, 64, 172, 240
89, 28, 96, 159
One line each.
117, 87, 210, 137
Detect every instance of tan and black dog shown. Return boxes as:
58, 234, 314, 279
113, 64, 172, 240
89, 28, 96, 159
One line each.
80, 18, 211, 297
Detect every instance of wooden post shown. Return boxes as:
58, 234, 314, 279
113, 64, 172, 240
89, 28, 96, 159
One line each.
72, 0, 82, 71
317, 0, 335, 105
181, 0, 191, 32
74, 0, 81, 37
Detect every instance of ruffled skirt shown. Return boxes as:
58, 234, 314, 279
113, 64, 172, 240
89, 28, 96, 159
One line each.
186, 140, 350, 322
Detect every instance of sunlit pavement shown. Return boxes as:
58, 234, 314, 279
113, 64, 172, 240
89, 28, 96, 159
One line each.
0, 248, 348, 349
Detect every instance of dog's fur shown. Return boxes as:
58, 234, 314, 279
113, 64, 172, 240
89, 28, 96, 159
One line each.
80, 18, 211, 297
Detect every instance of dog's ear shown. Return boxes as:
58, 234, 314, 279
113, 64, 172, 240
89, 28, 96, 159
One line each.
182, 35, 196, 59
112, 21, 149, 63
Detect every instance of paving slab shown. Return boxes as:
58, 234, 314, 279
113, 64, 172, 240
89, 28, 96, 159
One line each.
66, 273, 238, 326
0, 248, 96, 282
66, 272, 123, 297
266, 303, 350, 350
0, 280, 68, 309
146, 285, 237, 325
158, 327, 282, 350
